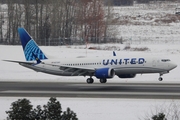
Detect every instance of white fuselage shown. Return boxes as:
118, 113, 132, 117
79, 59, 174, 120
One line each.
20, 56, 177, 78
12, 27, 177, 83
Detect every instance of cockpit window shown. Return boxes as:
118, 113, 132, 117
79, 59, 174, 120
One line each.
161, 59, 170, 62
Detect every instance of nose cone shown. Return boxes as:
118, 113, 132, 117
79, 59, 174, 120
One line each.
169, 63, 177, 70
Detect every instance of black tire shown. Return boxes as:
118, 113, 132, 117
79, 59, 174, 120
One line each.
158, 77, 163, 81
87, 78, 94, 84
100, 78, 107, 83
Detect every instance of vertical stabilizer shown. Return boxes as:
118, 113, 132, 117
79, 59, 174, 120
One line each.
113, 51, 116, 56
18, 28, 48, 61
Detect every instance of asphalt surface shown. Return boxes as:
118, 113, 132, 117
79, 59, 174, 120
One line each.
0, 82, 180, 99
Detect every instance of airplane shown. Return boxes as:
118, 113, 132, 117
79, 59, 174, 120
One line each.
4, 28, 177, 84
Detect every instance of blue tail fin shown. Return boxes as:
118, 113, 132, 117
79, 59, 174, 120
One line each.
18, 28, 48, 61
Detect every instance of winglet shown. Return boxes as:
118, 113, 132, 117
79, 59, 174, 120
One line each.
18, 28, 48, 61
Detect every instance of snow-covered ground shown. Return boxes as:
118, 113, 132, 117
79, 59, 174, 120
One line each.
112, 2, 180, 42
1, 97, 180, 120
0, 43, 180, 120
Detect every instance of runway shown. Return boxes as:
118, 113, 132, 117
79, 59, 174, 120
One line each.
0, 82, 180, 99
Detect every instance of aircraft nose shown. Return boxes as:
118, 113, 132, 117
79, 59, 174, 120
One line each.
169, 63, 177, 70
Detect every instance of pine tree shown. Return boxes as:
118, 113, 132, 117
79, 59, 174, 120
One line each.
152, 113, 167, 120
6, 98, 34, 120
62, 107, 78, 120
6, 97, 78, 120
44, 97, 62, 120
33, 105, 46, 120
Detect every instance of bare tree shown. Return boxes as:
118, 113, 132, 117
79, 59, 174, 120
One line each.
77, 0, 105, 43
3, 0, 115, 45
0, 5, 5, 43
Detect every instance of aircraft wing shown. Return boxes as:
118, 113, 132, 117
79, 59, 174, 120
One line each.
3, 60, 96, 76
58, 65, 95, 76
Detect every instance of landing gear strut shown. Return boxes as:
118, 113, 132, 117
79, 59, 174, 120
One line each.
87, 78, 94, 84
158, 73, 163, 81
100, 78, 107, 83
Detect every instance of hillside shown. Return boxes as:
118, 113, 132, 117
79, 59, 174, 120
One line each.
0, 1, 180, 44
111, 2, 180, 43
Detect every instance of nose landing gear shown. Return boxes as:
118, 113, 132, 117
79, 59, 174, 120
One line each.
158, 77, 163, 81
158, 73, 163, 81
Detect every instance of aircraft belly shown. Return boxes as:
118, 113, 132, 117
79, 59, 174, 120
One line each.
114, 67, 163, 74
115, 68, 140, 74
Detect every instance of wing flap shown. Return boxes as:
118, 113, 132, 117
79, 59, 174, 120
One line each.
59, 65, 95, 76
59, 65, 94, 71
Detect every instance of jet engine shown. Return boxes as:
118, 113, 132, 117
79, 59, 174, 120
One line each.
95, 68, 115, 79
118, 74, 136, 78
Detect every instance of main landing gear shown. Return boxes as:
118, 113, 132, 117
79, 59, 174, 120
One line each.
86, 77, 107, 84
100, 78, 107, 83
87, 78, 94, 84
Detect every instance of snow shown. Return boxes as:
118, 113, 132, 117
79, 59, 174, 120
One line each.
1, 97, 180, 120
0, 43, 180, 120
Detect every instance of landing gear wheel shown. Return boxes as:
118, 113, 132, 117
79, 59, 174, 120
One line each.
100, 78, 107, 83
87, 78, 94, 84
158, 77, 163, 81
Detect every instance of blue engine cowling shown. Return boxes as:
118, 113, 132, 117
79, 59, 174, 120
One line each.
95, 68, 115, 79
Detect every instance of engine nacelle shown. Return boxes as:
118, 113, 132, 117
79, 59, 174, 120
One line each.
95, 68, 115, 79
118, 74, 136, 78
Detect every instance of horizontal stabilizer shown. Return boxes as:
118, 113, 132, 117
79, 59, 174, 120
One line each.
3, 60, 34, 65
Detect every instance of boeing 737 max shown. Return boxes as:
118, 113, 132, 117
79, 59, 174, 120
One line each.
4, 28, 177, 83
